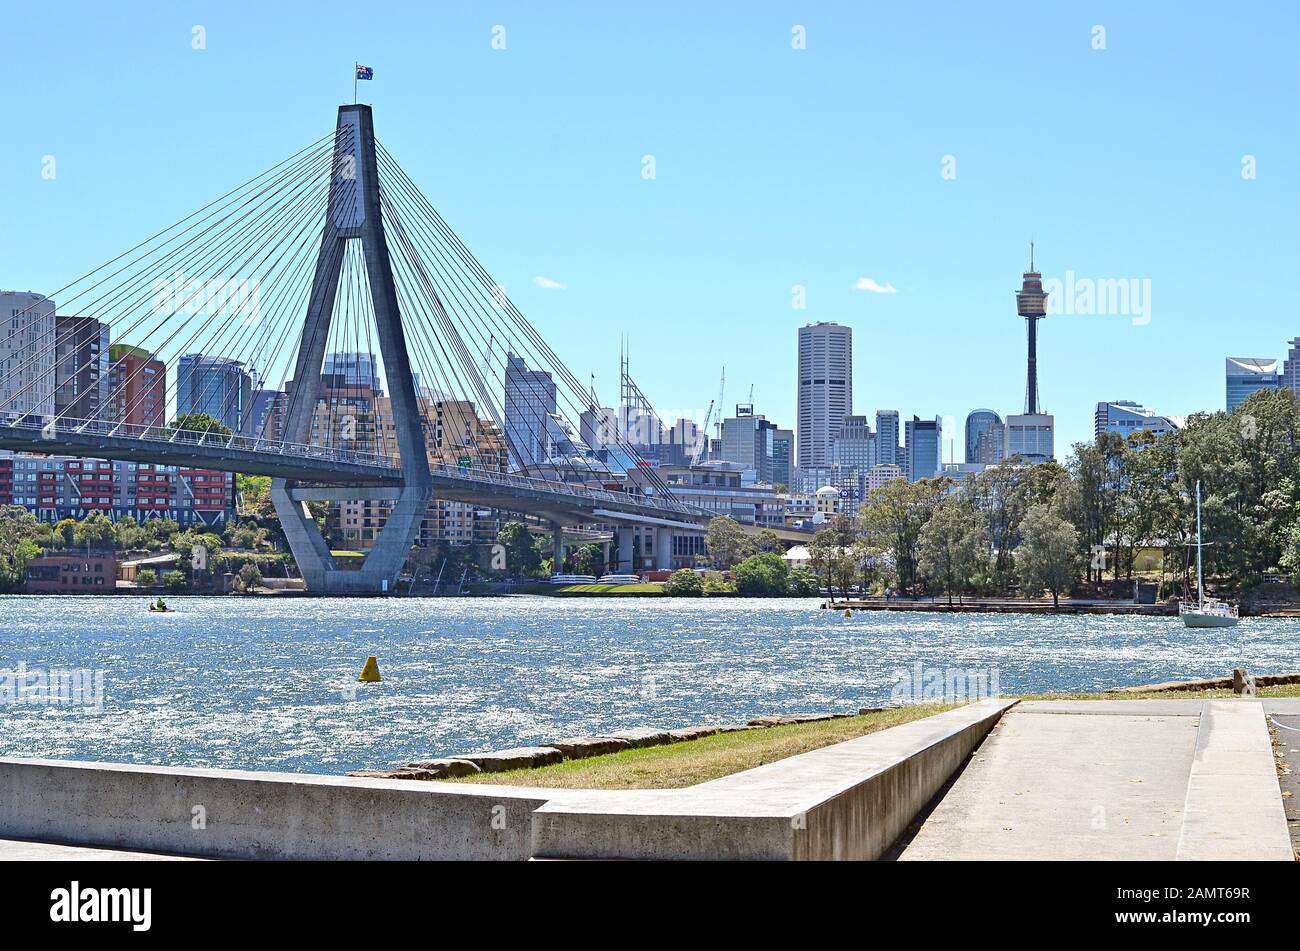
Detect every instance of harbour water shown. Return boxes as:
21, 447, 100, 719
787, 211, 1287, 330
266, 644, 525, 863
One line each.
1, 595, 1297, 775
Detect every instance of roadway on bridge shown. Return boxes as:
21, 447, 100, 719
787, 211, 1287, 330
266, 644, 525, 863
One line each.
899, 698, 1295, 861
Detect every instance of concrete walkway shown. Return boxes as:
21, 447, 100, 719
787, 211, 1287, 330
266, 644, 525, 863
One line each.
0, 837, 201, 861
900, 699, 1293, 861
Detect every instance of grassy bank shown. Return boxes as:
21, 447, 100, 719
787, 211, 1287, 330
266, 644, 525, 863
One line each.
442, 703, 958, 789
511, 582, 665, 596
437, 683, 1300, 791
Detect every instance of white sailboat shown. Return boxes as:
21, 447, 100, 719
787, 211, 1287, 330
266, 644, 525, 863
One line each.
1180, 480, 1239, 628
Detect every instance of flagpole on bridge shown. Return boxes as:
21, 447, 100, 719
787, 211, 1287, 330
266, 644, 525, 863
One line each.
353, 63, 358, 104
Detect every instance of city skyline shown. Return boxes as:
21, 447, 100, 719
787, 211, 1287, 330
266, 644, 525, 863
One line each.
6, 4, 1299, 458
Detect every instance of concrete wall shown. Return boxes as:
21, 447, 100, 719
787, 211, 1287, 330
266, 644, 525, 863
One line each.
0, 699, 1016, 860
530, 699, 1016, 860
0, 758, 558, 860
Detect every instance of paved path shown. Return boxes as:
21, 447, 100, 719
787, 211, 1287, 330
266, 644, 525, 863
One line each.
0, 837, 201, 861
901, 699, 1293, 861
1263, 698, 1300, 859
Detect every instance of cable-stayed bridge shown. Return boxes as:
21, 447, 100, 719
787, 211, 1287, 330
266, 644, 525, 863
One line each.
0, 104, 710, 593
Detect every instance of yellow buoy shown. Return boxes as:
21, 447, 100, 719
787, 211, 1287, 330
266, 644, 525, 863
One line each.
358, 656, 382, 683
843, 609, 853, 619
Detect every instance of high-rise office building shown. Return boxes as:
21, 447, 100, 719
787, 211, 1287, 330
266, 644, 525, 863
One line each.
1094, 400, 1180, 441
720, 403, 777, 482
1004, 413, 1054, 463
580, 405, 619, 453
964, 409, 1002, 465
796, 322, 852, 468
1283, 339, 1300, 396
875, 410, 900, 466
904, 415, 942, 481
831, 415, 876, 468
177, 354, 253, 431
53, 314, 109, 421
107, 344, 166, 428
0, 291, 57, 417
771, 429, 793, 488
975, 421, 1005, 465
322, 351, 383, 394
1225, 357, 1281, 411
504, 352, 557, 468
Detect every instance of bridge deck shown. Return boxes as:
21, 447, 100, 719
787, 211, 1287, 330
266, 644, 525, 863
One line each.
0, 418, 711, 525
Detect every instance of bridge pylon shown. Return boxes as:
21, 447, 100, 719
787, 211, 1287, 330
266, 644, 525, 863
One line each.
272, 104, 432, 594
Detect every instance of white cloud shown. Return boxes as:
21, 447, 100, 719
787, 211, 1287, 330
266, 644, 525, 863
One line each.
853, 277, 897, 294
533, 276, 567, 290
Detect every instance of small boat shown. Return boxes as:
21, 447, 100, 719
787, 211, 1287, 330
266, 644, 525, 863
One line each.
1181, 480, 1238, 628
148, 598, 175, 614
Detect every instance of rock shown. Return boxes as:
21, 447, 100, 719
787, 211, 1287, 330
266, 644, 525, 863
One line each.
858, 707, 885, 715
405, 758, 482, 778
715, 724, 756, 733
667, 726, 720, 742
454, 746, 564, 773
594, 727, 674, 748
747, 713, 850, 727
346, 767, 439, 781
546, 736, 633, 759
1233, 667, 1258, 697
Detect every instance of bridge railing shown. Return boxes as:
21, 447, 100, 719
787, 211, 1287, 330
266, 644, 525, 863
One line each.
1, 413, 706, 518
0, 414, 399, 470
429, 461, 705, 519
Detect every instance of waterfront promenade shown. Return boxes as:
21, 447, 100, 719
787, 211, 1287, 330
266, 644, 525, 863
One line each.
1, 695, 1293, 861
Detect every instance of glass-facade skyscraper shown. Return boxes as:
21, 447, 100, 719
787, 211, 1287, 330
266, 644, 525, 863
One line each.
1225, 357, 1281, 411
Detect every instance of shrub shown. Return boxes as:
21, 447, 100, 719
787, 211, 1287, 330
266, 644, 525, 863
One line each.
237, 562, 263, 592
703, 574, 736, 594
136, 568, 158, 587
163, 570, 188, 593
663, 568, 704, 597
787, 566, 821, 597
735, 552, 791, 597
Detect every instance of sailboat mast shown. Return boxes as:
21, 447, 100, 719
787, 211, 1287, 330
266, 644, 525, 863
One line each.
1195, 480, 1204, 607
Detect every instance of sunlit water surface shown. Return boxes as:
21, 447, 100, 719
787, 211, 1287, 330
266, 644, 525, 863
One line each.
1, 596, 1297, 774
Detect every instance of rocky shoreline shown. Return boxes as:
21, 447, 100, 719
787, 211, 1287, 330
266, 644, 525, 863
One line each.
346, 710, 872, 781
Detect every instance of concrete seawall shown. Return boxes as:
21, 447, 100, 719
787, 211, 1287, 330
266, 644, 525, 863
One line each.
0, 700, 1015, 861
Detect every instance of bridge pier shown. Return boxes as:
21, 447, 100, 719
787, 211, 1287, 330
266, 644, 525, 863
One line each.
270, 103, 433, 595
654, 526, 674, 571
550, 522, 565, 575
616, 527, 634, 574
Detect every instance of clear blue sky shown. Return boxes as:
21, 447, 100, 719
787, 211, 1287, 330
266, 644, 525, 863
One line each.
5, 1, 1298, 459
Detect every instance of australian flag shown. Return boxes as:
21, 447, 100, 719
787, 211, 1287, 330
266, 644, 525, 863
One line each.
355, 65, 374, 80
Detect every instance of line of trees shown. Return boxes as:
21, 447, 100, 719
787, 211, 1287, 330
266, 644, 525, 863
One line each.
793, 388, 1300, 605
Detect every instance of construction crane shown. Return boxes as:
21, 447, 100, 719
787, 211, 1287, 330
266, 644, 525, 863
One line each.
691, 367, 725, 466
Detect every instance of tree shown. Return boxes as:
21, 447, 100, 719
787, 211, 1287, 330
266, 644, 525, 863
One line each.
168, 413, 233, 437
860, 477, 949, 594
73, 512, 116, 551
705, 516, 755, 570
53, 518, 77, 548
497, 521, 541, 577
136, 568, 158, 587
663, 568, 705, 596
570, 543, 602, 576
808, 516, 858, 600
0, 505, 44, 592
1017, 504, 1080, 608
734, 551, 790, 596
163, 570, 188, 593
787, 566, 821, 597
754, 529, 782, 553
917, 497, 987, 605
236, 561, 263, 593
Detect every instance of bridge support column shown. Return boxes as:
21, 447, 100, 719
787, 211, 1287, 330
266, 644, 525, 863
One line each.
601, 541, 610, 575
550, 522, 565, 575
616, 528, 634, 574
654, 526, 674, 571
